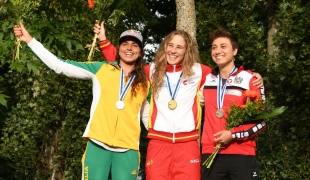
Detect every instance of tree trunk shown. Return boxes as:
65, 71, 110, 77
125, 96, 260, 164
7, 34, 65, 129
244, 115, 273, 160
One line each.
175, 0, 197, 46
175, 0, 201, 147
267, 0, 279, 56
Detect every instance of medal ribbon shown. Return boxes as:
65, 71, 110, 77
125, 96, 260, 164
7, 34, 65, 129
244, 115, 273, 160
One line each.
217, 66, 237, 110
166, 72, 183, 100
119, 68, 135, 101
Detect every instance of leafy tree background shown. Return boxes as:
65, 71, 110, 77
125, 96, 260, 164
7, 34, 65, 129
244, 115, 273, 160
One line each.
0, 0, 309, 179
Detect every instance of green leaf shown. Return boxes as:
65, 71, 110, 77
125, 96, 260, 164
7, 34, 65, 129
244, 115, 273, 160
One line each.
1, 21, 9, 32
108, 0, 127, 13
0, 92, 10, 107
65, 39, 72, 52
26, 62, 39, 74
10, 61, 25, 72
253, 106, 288, 120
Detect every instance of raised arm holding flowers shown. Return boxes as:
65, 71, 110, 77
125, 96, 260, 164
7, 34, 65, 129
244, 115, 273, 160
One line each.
94, 20, 107, 42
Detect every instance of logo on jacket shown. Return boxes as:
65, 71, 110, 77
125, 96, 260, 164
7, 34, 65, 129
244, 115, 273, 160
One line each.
182, 79, 195, 85
209, 79, 216, 83
234, 76, 243, 84
190, 159, 200, 163
131, 169, 137, 175
84, 166, 89, 179
146, 159, 154, 166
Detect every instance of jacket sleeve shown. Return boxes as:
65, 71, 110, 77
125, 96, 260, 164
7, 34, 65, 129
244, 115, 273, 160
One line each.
230, 78, 267, 141
140, 83, 152, 130
199, 64, 213, 107
230, 120, 267, 140
27, 38, 98, 79
140, 99, 150, 130
99, 40, 117, 62
143, 64, 151, 81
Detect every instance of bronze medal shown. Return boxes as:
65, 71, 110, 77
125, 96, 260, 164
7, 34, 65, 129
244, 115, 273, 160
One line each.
216, 109, 224, 118
216, 66, 237, 119
168, 100, 177, 110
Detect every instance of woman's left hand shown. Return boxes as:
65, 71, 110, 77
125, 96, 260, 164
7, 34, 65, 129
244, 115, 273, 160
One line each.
214, 130, 232, 146
252, 72, 264, 87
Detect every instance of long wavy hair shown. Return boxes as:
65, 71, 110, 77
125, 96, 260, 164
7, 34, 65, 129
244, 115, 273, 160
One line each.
151, 30, 201, 97
115, 45, 148, 98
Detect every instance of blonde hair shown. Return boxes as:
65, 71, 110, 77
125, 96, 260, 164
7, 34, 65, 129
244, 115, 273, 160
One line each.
151, 30, 201, 97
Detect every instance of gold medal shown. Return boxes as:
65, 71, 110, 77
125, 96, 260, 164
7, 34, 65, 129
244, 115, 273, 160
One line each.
216, 109, 224, 118
168, 100, 177, 110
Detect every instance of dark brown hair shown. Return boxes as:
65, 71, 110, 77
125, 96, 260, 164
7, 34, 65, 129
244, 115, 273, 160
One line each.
116, 43, 148, 98
209, 28, 239, 50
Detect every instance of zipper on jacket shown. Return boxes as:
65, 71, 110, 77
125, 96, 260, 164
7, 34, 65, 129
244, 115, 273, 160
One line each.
112, 115, 119, 146
172, 64, 177, 143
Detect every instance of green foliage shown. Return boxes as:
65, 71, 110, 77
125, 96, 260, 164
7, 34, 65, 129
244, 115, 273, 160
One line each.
0, 91, 9, 107
257, 113, 310, 179
196, 0, 267, 70
256, 1, 310, 179
1, 71, 91, 179
117, 0, 176, 63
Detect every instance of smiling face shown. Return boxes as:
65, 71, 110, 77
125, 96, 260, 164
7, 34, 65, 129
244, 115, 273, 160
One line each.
211, 37, 238, 67
119, 40, 142, 65
165, 34, 186, 65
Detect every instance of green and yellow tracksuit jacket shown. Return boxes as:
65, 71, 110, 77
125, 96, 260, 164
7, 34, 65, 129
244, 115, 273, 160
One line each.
27, 38, 151, 151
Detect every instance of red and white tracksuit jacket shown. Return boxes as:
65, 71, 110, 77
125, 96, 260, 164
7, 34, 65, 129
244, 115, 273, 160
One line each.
145, 63, 211, 143
201, 66, 267, 156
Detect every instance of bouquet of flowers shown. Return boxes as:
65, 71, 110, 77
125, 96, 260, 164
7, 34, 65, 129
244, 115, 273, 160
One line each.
202, 90, 287, 168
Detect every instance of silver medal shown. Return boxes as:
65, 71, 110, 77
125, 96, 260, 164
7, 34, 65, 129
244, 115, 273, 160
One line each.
116, 101, 125, 110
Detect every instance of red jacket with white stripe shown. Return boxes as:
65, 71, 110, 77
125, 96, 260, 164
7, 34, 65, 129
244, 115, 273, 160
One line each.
201, 66, 267, 156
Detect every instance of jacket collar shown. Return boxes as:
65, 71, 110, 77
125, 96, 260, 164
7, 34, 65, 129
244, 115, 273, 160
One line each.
166, 64, 183, 73
211, 65, 244, 77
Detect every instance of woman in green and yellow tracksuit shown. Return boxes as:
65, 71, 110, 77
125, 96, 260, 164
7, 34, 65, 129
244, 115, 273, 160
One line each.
14, 21, 151, 180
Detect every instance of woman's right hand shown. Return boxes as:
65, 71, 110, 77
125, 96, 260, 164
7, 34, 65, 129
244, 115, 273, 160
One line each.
93, 20, 107, 42
13, 21, 33, 44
